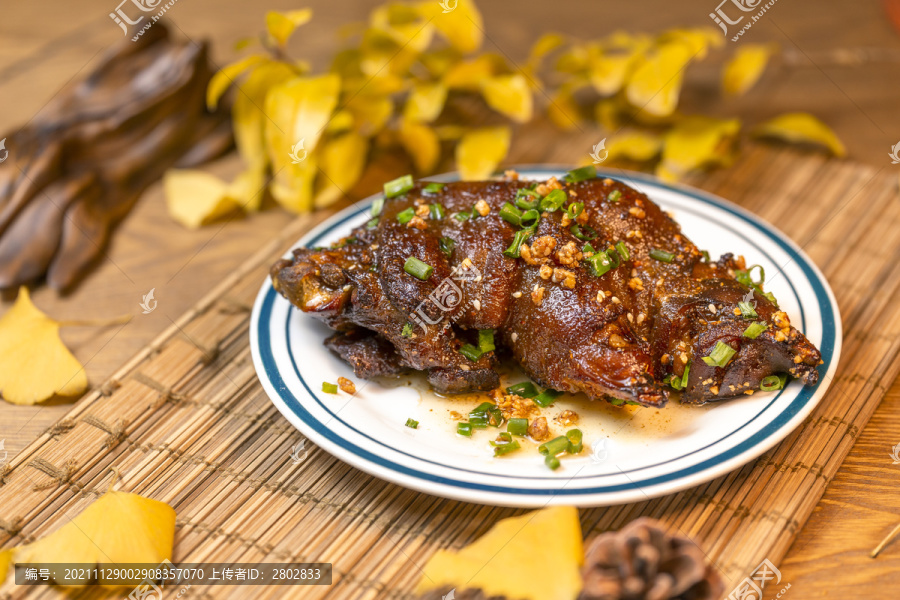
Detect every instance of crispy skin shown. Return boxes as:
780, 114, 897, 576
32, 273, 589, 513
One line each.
270, 177, 822, 406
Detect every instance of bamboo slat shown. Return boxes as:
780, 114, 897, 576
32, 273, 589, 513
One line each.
1, 144, 899, 600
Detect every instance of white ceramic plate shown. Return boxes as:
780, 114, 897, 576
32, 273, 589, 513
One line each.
250, 167, 841, 507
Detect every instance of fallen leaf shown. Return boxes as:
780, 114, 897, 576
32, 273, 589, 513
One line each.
589, 39, 648, 96
416, 506, 583, 600
164, 170, 242, 228
626, 41, 695, 118
443, 53, 507, 90
399, 119, 441, 173
370, 3, 434, 54
752, 112, 846, 156
227, 166, 267, 213
0, 288, 88, 405
266, 9, 313, 47
16, 490, 176, 587
265, 74, 341, 212
548, 83, 584, 131
481, 74, 533, 122
456, 126, 510, 180
403, 81, 448, 123
722, 43, 776, 96
529, 32, 566, 67
206, 54, 268, 111
346, 94, 394, 136
314, 132, 369, 208
607, 131, 664, 162
419, 0, 484, 54
0, 547, 13, 585
658, 27, 722, 60
657, 116, 741, 181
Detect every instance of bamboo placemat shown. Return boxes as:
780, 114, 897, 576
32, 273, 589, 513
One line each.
1, 140, 899, 600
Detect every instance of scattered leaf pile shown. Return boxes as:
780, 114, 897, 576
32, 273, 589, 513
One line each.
168, 2, 846, 225
0, 487, 176, 587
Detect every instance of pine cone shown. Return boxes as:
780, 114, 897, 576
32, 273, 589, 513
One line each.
579, 518, 723, 600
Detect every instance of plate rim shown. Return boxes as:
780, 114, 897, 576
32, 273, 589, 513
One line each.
250, 166, 843, 507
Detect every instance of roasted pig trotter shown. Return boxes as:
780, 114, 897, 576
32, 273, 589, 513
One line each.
271, 175, 822, 407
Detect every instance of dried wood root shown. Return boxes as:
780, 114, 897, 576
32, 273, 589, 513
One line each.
0, 23, 232, 293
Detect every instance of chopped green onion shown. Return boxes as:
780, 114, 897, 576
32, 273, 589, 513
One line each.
503, 229, 533, 258
566, 429, 583, 454
667, 361, 691, 391
506, 381, 539, 398
457, 422, 473, 436
439, 237, 455, 258
608, 189, 622, 203
762, 291, 779, 306
404, 256, 433, 280
570, 223, 598, 241
371, 197, 384, 216
582, 243, 595, 255
736, 264, 766, 287
760, 374, 788, 392
540, 189, 567, 212
453, 210, 471, 222
606, 248, 621, 269
566, 202, 584, 219
615, 241, 630, 262
423, 182, 445, 194
507, 418, 528, 436
515, 188, 541, 210
469, 402, 495, 417
493, 438, 521, 456
700, 250, 711, 262
609, 398, 625, 406
397, 207, 416, 224
487, 407, 503, 427
538, 436, 570, 456
564, 165, 597, 182
468, 414, 488, 428
533, 388, 563, 407
490, 432, 513, 446
478, 329, 496, 353
384, 174, 414, 198
322, 382, 338, 394
586, 251, 615, 277
545, 455, 561, 470
366, 217, 380, 229
500, 202, 523, 226
702, 341, 737, 368
405, 418, 419, 429
430, 203, 445, 219
519, 209, 540, 229
738, 301, 758, 319
401, 323, 414, 338
743, 322, 768, 339
649, 249, 675, 263
459, 344, 483, 362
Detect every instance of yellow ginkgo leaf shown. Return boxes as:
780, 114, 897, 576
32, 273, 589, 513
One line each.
657, 116, 741, 181
658, 27, 723, 60
420, 48, 464, 78
232, 61, 296, 175
346, 94, 394, 136
419, 0, 484, 54
370, 3, 434, 54
164, 170, 242, 228
481, 74, 533, 123
456, 126, 510, 180
399, 119, 441, 173
752, 112, 846, 157
626, 41, 694, 118
0, 548, 12, 585
548, 83, 584, 131
270, 154, 319, 213
528, 32, 565, 70
227, 165, 267, 213
314, 132, 369, 208
589, 48, 643, 96
416, 506, 583, 600
0, 288, 88, 405
607, 131, 664, 162
265, 9, 313, 47
403, 81, 448, 123
723, 43, 776, 96
443, 53, 506, 90
206, 54, 268, 111
16, 491, 176, 587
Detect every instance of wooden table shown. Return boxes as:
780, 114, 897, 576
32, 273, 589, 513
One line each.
1, 0, 899, 597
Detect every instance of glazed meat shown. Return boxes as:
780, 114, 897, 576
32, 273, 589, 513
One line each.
270, 174, 821, 407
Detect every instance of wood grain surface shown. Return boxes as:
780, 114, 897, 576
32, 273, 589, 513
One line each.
0, 0, 898, 597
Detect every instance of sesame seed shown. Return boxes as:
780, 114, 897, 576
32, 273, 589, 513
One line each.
708, 303, 717, 313
611, 296, 621, 304
512, 291, 522, 298
637, 312, 645, 324
511, 332, 518, 342
473, 299, 481, 311
627, 312, 634, 323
